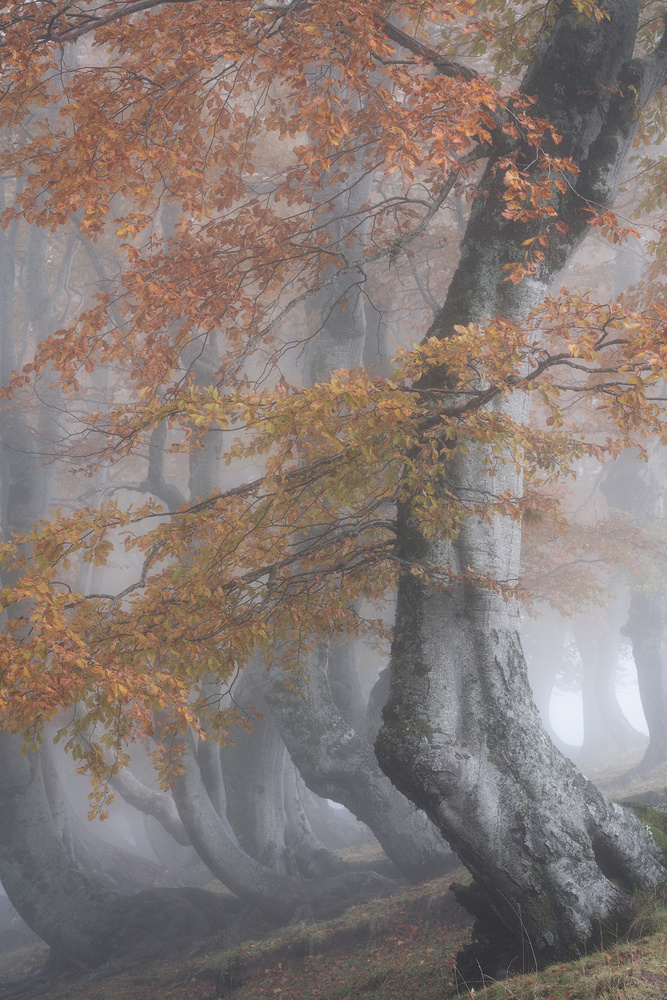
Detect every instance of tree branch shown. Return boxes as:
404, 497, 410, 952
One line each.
140, 419, 186, 513
39, 0, 199, 44
374, 14, 478, 82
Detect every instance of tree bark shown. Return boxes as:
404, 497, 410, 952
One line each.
282, 762, 347, 877
376, 1, 667, 958
221, 690, 294, 874
260, 646, 455, 881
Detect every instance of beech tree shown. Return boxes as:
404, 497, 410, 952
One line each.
374, 2, 667, 957
3, 0, 667, 971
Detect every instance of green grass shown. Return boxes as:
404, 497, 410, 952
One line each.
462, 889, 667, 1000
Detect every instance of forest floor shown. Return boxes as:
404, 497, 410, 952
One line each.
3, 754, 667, 1000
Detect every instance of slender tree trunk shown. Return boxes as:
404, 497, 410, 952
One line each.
327, 636, 368, 736
171, 733, 394, 921
376, 2, 667, 958
282, 762, 347, 877
221, 691, 293, 874
219, 673, 346, 877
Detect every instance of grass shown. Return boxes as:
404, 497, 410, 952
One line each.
211, 869, 472, 999
6, 876, 667, 1000
467, 893, 667, 1000
0, 869, 472, 1000
589, 751, 667, 805
5, 793, 667, 1000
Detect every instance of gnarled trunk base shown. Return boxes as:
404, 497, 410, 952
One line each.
376, 580, 665, 961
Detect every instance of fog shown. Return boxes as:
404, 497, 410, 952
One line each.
549, 654, 648, 747
1, 0, 667, 980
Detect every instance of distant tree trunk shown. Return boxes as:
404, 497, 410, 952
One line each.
171, 732, 393, 920
327, 636, 368, 736
574, 607, 647, 764
256, 154, 455, 882
0, 220, 240, 969
622, 590, 667, 771
0, 732, 121, 967
0, 732, 246, 970
221, 685, 309, 874
39, 743, 180, 894
601, 449, 667, 773
522, 617, 573, 750
220, 674, 347, 877
376, 2, 667, 959
283, 761, 347, 877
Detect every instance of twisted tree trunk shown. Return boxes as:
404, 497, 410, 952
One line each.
0, 732, 243, 970
376, 2, 667, 959
171, 733, 395, 921
261, 646, 454, 881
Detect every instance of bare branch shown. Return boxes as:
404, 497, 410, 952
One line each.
374, 14, 478, 82
39, 0, 199, 44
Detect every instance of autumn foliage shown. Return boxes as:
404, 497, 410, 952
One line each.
0, 0, 666, 788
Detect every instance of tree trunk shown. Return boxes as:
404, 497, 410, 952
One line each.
600, 444, 667, 772
327, 636, 368, 737
0, 732, 119, 966
376, 1, 667, 959
522, 618, 573, 751
282, 762, 347, 877
622, 591, 667, 770
0, 733, 243, 970
221, 690, 294, 874
260, 646, 455, 881
219, 674, 346, 877
253, 148, 456, 881
574, 608, 647, 764
171, 733, 395, 921
0, 221, 238, 969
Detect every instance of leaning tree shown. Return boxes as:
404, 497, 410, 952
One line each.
3, 0, 667, 970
